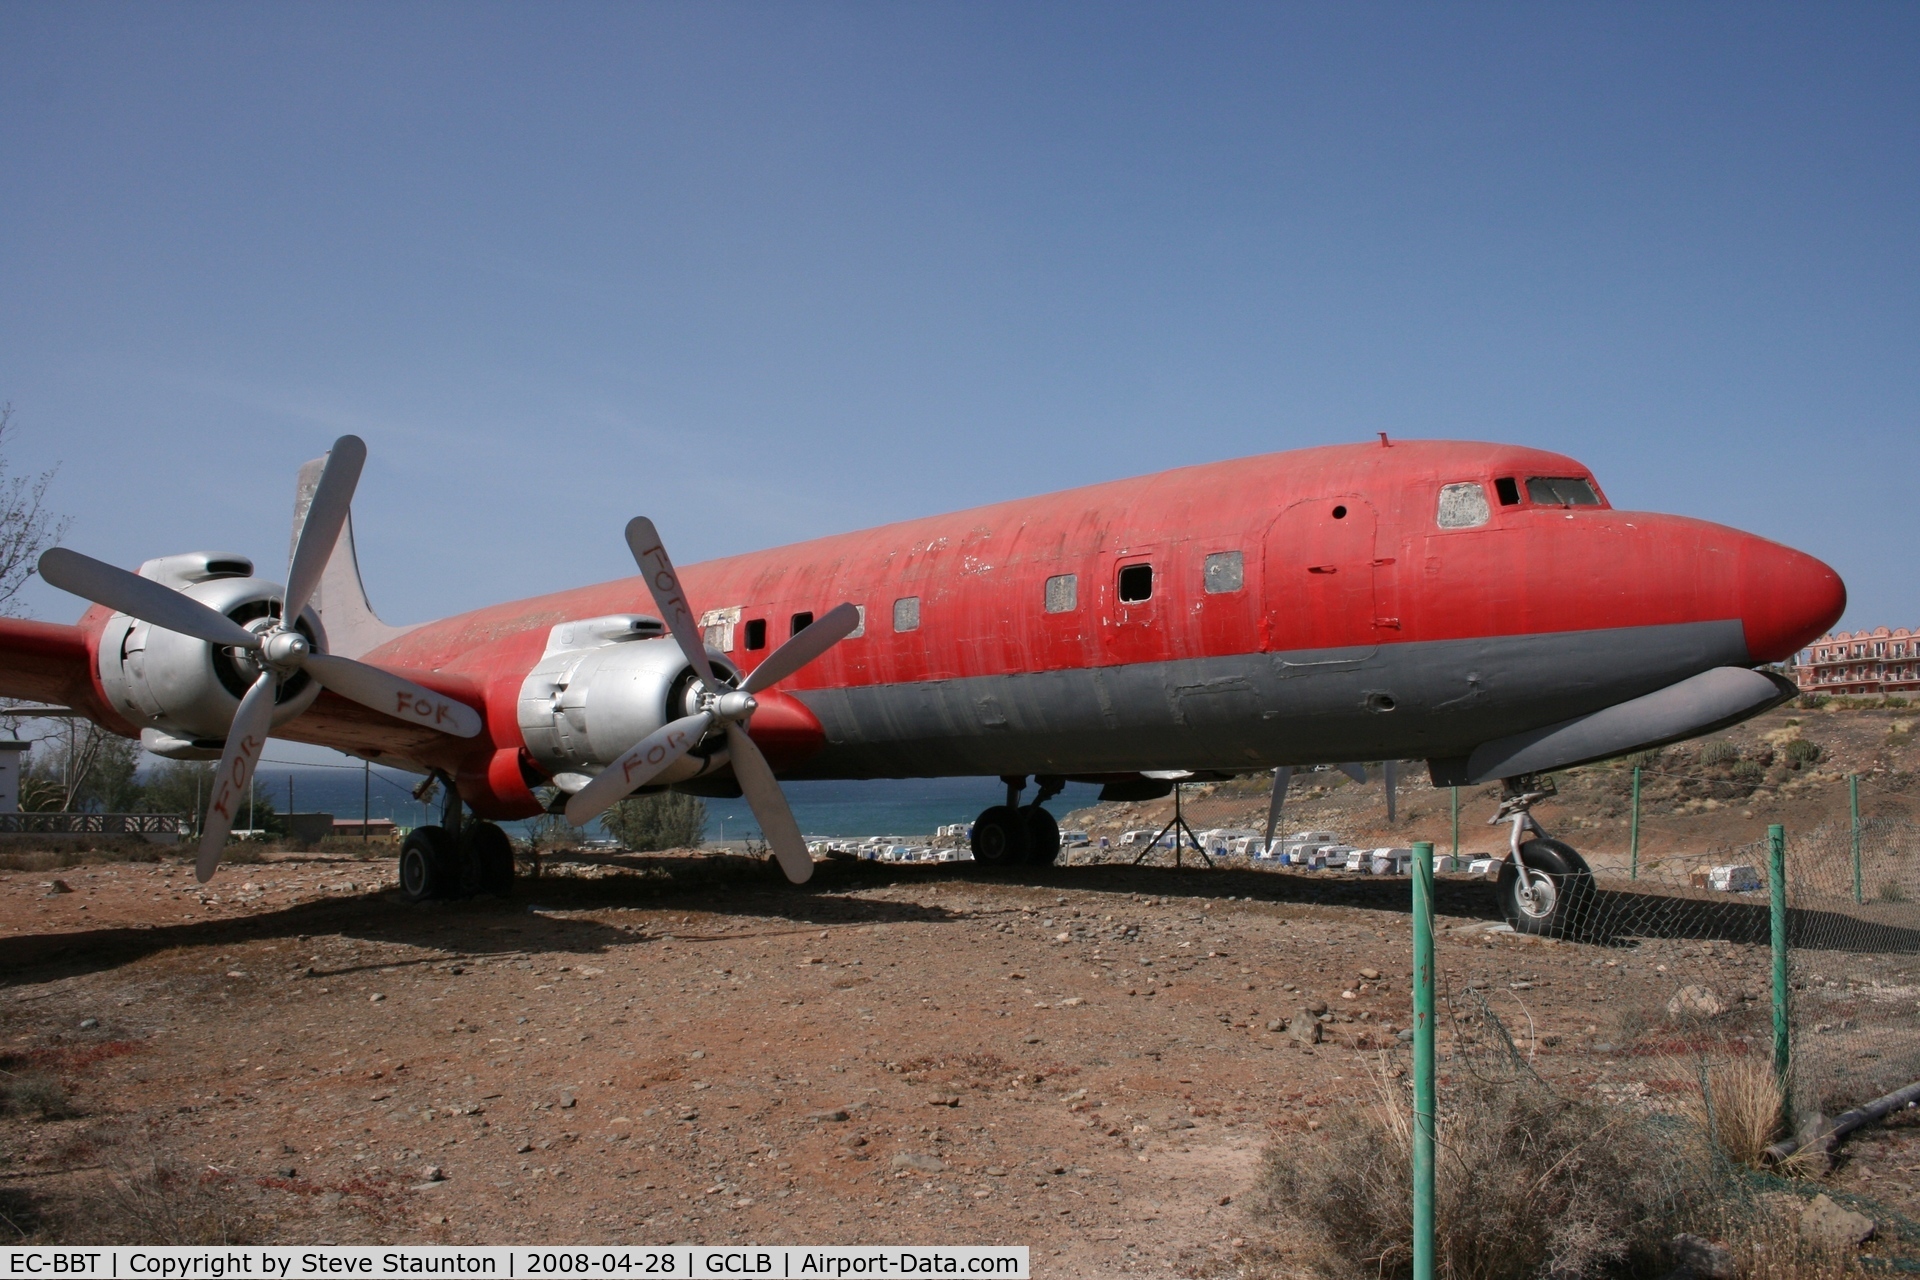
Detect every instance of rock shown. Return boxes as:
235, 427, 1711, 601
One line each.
78, 1018, 98, 1030
1799, 1194, 1873, 1248
558, 1091, 576, 1109
1667, 1233, 1736, 1279
1291, 1012, 1322, 1045
1305, 999, 1329, 1015
1359, 969, 1381, 981
1667, 985, 1725, 1019
369, 993, 385, 1003
48, 880, 73, 895
890, 1152, 945, 1174
808, 1109, 850, 1122
1266, 1019, 1287, 1032
927, 1095, 961, 1108
1396, 1029, 1414, 1043
516, 1142, 534, 1154
275, 1166, 298, 1179
423, 1165, 446, 1182
840, 1134, 867, 1148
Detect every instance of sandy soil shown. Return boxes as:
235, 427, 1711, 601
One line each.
3, 707, 1915, 1272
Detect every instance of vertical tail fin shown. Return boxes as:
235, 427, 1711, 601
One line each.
291, 456, 415, 659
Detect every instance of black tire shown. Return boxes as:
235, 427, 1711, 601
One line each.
463, 821, 516, 897
1496, 837, 1594, 937
400, 825, 455, 903
1022, 805, 1061, 866
969, 805, 1029, 868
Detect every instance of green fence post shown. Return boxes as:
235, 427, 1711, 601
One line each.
1849, 774, 1862, 904
1630, 765, 1641, 880
1450, 788, 1459, 861
1411, 839, 1436, 1280
1769, 823, 1790, 1096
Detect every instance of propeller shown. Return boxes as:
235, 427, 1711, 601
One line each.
37, 435, 484, 882
563, 516, 860, 884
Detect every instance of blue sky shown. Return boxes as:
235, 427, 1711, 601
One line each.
3, 3, 1915, 651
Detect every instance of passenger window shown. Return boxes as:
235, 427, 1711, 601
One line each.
790, 611, 814, 636
847, 605, 865, 638
1203, 551, 1243, 593
744, 618, 767, 651
1526, 476, 1601, 506
1044, 573, 1077, 614
893, 596, 920, 632
1494, 477, 1520, 506
1436, 483, 1490, 529
1118, 563, 1153, 604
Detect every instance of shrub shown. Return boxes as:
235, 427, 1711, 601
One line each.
1797, 695, 1829, 710
1784, 740, 1822, 768
602, 790, 708, 851
1249, 1064, 1710, 1280
1730, 760, 1766, 784
1682, 1056, 1783, 1166
1, 1071, 77, 1120
1701, 741, 1740, 767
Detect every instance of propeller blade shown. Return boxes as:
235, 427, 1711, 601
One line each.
563, 710, 714, 827
744, 602, 860, 694
1337, 762, 1368, 785
283, 435, 366, 620
1263, 766, 1293, 852
197, 671, 277, 882
39, 547, 262, 650
1384, 759, 1398, 824
724, 721, 811, 884
298, 651, 484, 738
623, 517, 716, 687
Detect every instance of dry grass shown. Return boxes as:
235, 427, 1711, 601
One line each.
48, 1151, 255, 1245
1248, 1060, 1712, 1280
1684, 1056, 1786, 1167
0, 1070, 77, 1120
0, 841, 168, 872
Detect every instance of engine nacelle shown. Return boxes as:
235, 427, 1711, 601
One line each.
517, 614, 743, 791
95, 552, 326, 757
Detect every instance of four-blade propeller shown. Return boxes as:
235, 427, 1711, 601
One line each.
37, 435, 483, 883
561, 516, 860, 884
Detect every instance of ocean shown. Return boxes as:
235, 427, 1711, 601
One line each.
246, 758, 1104, 842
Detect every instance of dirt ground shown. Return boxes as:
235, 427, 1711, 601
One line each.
5, 836, 1917, 1272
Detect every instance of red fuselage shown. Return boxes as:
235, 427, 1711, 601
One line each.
23, 440, 1843, 820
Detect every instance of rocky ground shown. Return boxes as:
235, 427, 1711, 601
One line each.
3, 831, 1916, 1272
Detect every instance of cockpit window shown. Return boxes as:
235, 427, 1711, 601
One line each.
1436, 482, 1490, 529
1525, 476, 1601, 506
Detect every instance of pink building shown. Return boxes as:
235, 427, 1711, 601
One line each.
1792, 627, 1920, 696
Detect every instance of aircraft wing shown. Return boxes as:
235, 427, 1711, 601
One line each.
0, 617, 112, 718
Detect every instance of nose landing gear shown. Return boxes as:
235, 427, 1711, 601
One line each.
1490, 776, 1594, 937
969, 775, 1064, 868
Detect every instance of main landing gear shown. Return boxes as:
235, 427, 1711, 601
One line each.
1490, 776, 1594, 937
399, 773, 517, 903
970, 775, 1064, 869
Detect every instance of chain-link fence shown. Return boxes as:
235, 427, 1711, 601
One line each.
1061, 767, 1920, 1126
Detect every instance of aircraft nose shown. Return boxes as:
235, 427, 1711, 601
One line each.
1738, 536, 1845, 663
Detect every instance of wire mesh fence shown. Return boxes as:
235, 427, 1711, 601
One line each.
1061, 768, 1920, 1125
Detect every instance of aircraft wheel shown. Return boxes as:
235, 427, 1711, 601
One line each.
400, 825, 455, 903
463, 821, 516, 897
1022, 805, 1061, 865
1496, 838, 1594, 938
970, 806, 1029, 868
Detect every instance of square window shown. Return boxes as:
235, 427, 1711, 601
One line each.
791, 611, 814, 637
1044, 573, 1077, 613
744, 618, 767, 651
1436, 483, 1490, 529
1117, 563, 1153, 604
847, 605, 865, 638
893, 596, 920, 632
1203, 550, 1243, 594
1494, 476, 1520, 506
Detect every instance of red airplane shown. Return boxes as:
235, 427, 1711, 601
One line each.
3, 434, 1844, 935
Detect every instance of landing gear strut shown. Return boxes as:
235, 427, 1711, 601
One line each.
969, 775, 1064, 868
399, 772, 516, 903
1490, 775, 1593, 937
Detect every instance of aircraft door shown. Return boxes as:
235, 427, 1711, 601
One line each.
1262, 495, 1382, 655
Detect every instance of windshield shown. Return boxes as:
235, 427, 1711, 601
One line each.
1525, 476, 1601, 506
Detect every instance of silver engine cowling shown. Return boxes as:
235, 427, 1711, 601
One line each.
517, 614, 744, 792
95, 552, 327, 758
